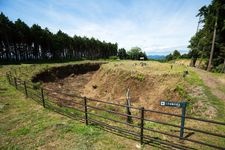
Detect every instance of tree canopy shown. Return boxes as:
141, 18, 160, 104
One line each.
118, 48, 127, 59
0, 13, 118, 63
127, 47, 147, 60
188, 0, 225, 71
165, 50, 183, 61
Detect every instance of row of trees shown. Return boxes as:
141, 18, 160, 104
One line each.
188, 0, 225, 71
0, 12, 118, 62
165, 50, 190, 61
118, 47, 147, 60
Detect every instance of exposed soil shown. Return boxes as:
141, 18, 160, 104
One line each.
83, 67, 182, 111
44, 71, 96, 96
33, 62, 185, 119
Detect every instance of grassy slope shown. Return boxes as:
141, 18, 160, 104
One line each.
1, 60, 225, 149
0, 68, 142, 150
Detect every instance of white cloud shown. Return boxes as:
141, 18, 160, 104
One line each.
1, 0, 211, 55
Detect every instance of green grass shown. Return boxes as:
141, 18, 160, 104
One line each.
0, 72, 142, 150
102, 60, 186, 75
180, 68, 225, 149
185, 70, 204, 86
185, 69, 225, 121
131, 73, 145, 81
203, 86, 225, 120
174, 83, 190, 100
1, 61, 225, 149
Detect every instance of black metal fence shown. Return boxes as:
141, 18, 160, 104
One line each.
6, 73, 225, 150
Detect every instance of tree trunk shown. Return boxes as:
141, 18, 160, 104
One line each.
190, 57, 197, 67
222, 58, 225, 73
207, 11, 218, 71
198, 51, 204, 68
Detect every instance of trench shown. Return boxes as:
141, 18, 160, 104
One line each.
32, 63, 102, 83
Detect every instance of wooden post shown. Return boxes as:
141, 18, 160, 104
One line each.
14, 77, 17, 89
140, 107, 145, 145
84, 97, 88, 125
41, 88, 45, 108
222, 58, 225, 73
24, 81, 28, 97
126, 88, 132, 123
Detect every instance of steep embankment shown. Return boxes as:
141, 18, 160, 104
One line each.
83, 62, 182, 108
82, 61, 187, 113
31, 61, 188, 114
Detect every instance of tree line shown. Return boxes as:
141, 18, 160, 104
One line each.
118, 47, 147, 60
188, 0, 225, 72
165, 50, 189, 61
0, 12, 118, 63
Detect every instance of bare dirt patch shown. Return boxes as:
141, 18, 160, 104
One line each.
44, 71, 96, 96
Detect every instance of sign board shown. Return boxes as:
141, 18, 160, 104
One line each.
160, 101, 186, 108
160, 100, 188, 139
140, 57, 144, 60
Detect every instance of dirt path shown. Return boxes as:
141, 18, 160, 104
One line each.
194, 68, 225, 101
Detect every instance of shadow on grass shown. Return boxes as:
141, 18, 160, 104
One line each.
46, 104, 197, 150
8, 79, 197, 150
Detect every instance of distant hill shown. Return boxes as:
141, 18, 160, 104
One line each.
147, 55, 165, 60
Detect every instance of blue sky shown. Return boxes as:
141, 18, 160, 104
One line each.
0, 0, 211, 55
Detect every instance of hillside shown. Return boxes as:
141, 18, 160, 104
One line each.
1, 60, 225, 149
4, 60, 225, 120
147, 55, 165, 60
0, 67, 149, 150
31, 61, 187, 118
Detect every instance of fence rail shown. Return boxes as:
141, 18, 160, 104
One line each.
6, 72, 225, 150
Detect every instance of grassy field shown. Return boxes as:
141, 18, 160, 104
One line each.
0, 68, 146, 150
102, 60, 186, 75
1, 60, 225, 149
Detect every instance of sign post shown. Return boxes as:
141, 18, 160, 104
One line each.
160, 101, 187, 139
180, 102, 187, 139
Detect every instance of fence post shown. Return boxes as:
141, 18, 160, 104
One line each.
180, 102, 187, 139
140, 107, 145, 145
14, 77, 17, 89
84, 97, 88, 125
24, 81, 28, 97
41, 88, 45, 108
